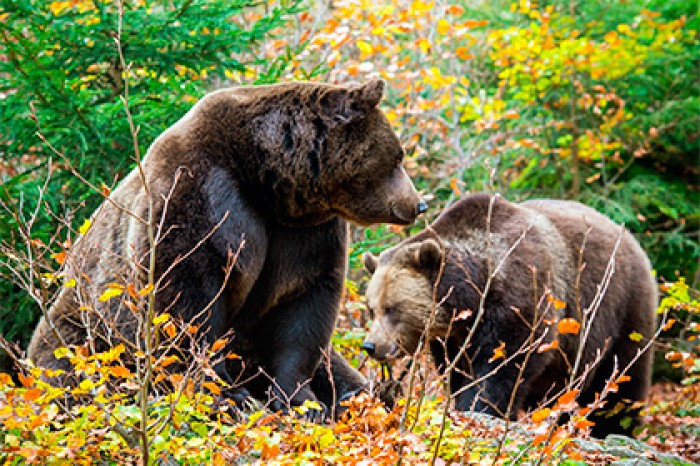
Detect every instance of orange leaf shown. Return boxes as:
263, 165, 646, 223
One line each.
662, 319, 676, 332
110, 365, 132, 378
575, 417, 595, 429
0, 373, 15, 387
202, 381, 221, 395
138, 284, 154, 297
163, 321, 177, 339
126, 283, 138, 299
211, 338, 228, 353
547, 295, 567, 310
532, 433, 548, 447
531, 407, 551, 423
445, 4, 464, 15
537, 340, 559, 353
489, 341, 506, 362
52, 251, 67, 265
24, 388, 42, 402
557, 318, 580, 335
159, 355, 180, 368
615, 375, 631, 384
18, 373, 34, 387
455, 46, 473, 60
556, 389, 579, 409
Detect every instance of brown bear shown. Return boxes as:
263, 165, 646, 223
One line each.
27, 79, 426, 416
361, 193, 657, 437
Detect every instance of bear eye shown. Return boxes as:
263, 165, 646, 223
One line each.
384, 307, 396, 317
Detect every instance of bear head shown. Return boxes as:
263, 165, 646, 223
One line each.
199, 79, 426, 227
361, 238, 446, 361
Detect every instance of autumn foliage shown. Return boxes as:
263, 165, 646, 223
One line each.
1, 0, 699, 463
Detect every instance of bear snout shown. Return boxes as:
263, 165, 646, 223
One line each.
385, 166, 424, 225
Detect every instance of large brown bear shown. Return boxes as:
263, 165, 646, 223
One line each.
27, 79, 426, 415
362, 193, 657, 437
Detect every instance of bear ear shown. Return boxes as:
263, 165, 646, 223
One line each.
363, 252, 379, 274
349, 78, 385, 109
321, 79, 386, 127
412, 239, 444, 269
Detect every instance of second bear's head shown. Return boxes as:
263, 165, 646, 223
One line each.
361, 238, 447, 361
196, 79, 426, 227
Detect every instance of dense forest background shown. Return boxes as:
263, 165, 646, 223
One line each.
0, 0, 698, 463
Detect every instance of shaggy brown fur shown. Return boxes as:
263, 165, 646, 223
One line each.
28, 79, 425, 415
362, 193, 657, 437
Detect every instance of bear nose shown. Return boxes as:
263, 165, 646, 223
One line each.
361, 341, 376, 356
416, 201, 428, 215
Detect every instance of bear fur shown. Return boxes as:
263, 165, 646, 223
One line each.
27, 79, 425, 415
362, 193, 657, 437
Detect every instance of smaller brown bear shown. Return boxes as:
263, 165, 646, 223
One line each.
362, 193, 657, 438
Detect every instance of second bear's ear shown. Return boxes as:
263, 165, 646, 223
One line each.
412, 239, 444, 269
321, 79, 386, 126
363, 252, 379, 274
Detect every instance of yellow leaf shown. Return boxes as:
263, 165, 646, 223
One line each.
78, 219, 91, 236
64, 278, 77, 288
98, 287, 123, 302
153, 313, 170, 325
356, 40, 373, 56
604, 31, 620, 46
557, 318, 580, 335
417, 38, 431, 54
531, 407, 551, 423
629, 331, 643, 342
138, 284, 154, 296
53, 347, 72, 359
436, 18, 450, 35
79, 378, 95, 391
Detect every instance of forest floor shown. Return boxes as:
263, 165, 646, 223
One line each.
640, 383, 700, 463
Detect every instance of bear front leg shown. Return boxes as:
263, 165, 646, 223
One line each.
262, 280, 340, 419
452, 338, 532, 420
311, 348, 368, 416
